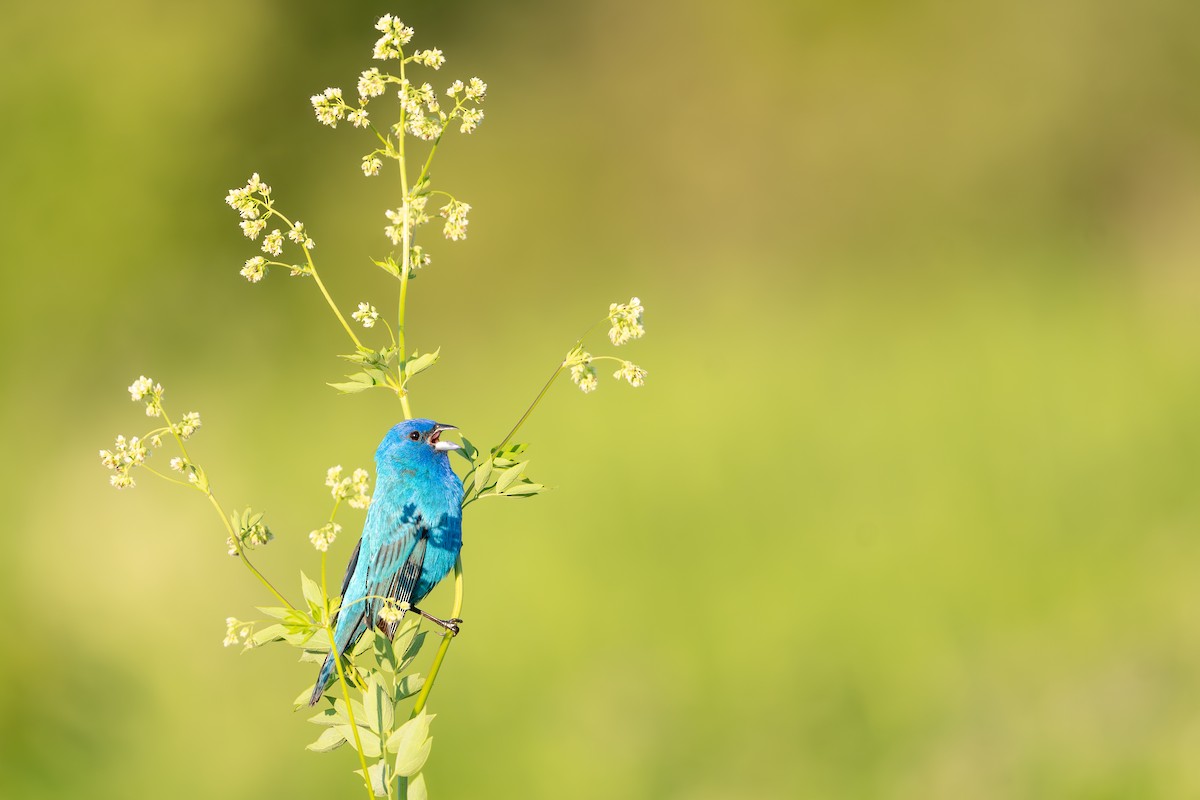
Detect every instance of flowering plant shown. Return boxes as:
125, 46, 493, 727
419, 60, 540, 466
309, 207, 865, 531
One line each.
100, 13, 646, 800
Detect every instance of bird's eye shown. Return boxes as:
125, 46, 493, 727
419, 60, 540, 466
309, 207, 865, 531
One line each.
409, 431, 421, 441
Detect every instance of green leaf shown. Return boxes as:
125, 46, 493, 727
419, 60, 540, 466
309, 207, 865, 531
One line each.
398, 631, 427, 670
362, 761, 390, 797
308, 707, 343, 726
300, 572, 324, 615
372, 256, 401, 277
362, 674, 394, 734
328, 371, 384, 394
395, 673, 425, 700
494, 461, 528, 493
388, 711, 435, 775
458, 436, 478, 460
250, 623, 288, 646
257, 606, 291, 620
402, 348, 440, 384
306, 726, 347, 753
408, 773, 428, 800
500, 482, 548, 497
472, 458, 493, 496
336, 725, 382, 758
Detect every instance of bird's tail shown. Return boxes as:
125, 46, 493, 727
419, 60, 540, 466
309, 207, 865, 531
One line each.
308, 653, 336, 706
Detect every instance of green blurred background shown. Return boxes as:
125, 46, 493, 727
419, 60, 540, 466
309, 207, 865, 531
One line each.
4, 0, 1200, 797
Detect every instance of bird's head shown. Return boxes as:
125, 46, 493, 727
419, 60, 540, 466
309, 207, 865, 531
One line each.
376, 418, 460, 467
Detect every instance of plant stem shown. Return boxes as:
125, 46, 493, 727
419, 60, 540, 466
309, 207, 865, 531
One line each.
395, 51, 414, 422
323, 552, 377, 800
271, 209, 364, 350
205, 492, 295, 610
498, 362, 566, 450
410, 555, 464, 717
157, 403, 294, 609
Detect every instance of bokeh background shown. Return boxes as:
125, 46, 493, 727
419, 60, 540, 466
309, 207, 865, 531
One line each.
4, 0, 1200, 797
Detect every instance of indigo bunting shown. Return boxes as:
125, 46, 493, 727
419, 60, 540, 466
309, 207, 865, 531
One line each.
309, 418, 464, 705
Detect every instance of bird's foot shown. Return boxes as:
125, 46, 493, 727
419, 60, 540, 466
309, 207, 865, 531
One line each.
412, 607, 463, 637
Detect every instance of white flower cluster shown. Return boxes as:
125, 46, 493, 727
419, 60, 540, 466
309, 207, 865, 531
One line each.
225, 173, 270, 221
399, 80, 444, 141
439, 199, 471, 241
241, 256, 266, 283
128, 375, 164, 417
384, 197, 430, 245
225, 175, 315, 282
176, 411, 202, 440
571, 358, 599, 393
99, 434, 150, 488
311, 87, 346, 127
288, 221, 313, 249
362, 155, 383, 177
412, 48, 445, 69
613, 361, 648, 387
608, 297, 645, 346
378, 602, 408, 624
352, 302, 380, 328
223, 617, 253, 648
373, 14, 414, 60
447, 77, 487, 102
358, 67, 386, 99
309, 521, 342, 552
326, 465, 372, 509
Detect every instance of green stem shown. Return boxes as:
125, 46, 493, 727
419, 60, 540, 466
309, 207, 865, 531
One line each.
271, 209, 364, 350
410, 555, 464, 717
395, 53, 415, 422
498, 362, 566, 450
205, 492, 295, 610
157, 402, 294, 609
322, 552, 376, 800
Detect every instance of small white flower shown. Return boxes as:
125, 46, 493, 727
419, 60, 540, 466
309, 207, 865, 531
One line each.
613, 361, 648, 387
459, 107, 484, 134
348, 468, 372, 509
352, 302, 380, 328
373, 14, 414, 59
570, 358, 599, 394
439, 200, 471, 241
607, 296, 646, 346
262, 229, 284, 257
177, 412, 202, 440
287, 221, 314, 249
413, 48, 445, 69
348, 108, 369, 128
129, 376, 154, 401
447, 79, 464, 97
170, 457, 184, 471
239, 218, 266, 240
325, 465, 343, 488
358, 67, 386, 98
379, 603, 406, 624
223, 617, 243, 647
311, 87, 346, 127
465, 77, 487, 101
362, 155, 383, 177
246, 173, 269, 194
110, 473, 135, 489
309, 522, 342, 552
241, 256, 266, 283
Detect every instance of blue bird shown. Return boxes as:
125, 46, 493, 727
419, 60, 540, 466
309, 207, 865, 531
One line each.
309, 418, 464, 706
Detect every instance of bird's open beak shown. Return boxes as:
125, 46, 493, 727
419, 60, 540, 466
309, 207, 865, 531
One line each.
431, 424, 460, 451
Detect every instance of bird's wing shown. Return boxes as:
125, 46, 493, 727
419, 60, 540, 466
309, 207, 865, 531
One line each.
378, 535, 428, 640
336, 537, 362, 608
361, 506, 430, 639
